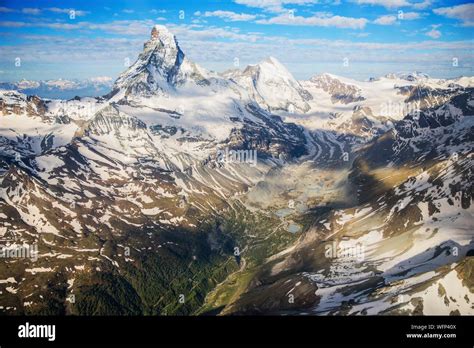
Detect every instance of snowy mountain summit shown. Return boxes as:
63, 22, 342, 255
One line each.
111, 25, 213, 99
224, 56, 312, 112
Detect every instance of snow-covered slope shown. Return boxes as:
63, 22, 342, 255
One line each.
223, 88, 473, 316
224, 57, 312, 113
0, 24, 472, 316
0, 25, 309, 246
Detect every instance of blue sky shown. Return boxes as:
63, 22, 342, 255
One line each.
0, 0, 473, 82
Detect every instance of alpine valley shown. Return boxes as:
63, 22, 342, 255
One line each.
0, 25, 473, 316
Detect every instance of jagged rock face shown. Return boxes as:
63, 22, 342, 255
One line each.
333, 105, 390, 141
309, 73, 365, 104
356, 89, 473, 169
347, 89, 473, 206
398, 84, 465, 110
224, 103, 308, 160
86, 105, 147, 136
0, 91, 47, 117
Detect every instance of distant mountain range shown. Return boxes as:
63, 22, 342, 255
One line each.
0, 77, 113, 99
0, 25, 472, 316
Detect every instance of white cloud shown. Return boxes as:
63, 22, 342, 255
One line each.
191, 19, 208, 24
123, 9, 135, 14
403, 11, 421, 20
0, 19, 262, 41
374, 15, 397, 25
354, 0, 411, 8
234, 0, 318, 13
0, 6, 92, 16
89, 76, 113, 83
426, 28, 441, 39
0, 7, 14, 13
0, 21, 29, 28
355, 0, 431, 9
374, 11, 421, 24
0, 20, 152, 34
0, 36, 143, 64
22, 8, 41, 15
256, 13, 368, 29
412, 0, 432, 10
169, 24, 261, 42
46, 8, 89, 17
434, 4, 474, 27
197, 10, 257, 21
351, 32, 370, 37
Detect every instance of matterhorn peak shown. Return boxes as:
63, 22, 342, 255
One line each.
110, 25, 212, 99
151, 25, 167, 39
145, 25, 178, 51
141, 24, 183, 66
